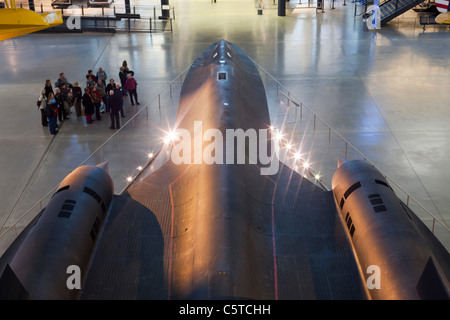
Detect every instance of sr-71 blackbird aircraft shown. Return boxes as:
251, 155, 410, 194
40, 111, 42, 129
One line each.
0, 40, 448, 300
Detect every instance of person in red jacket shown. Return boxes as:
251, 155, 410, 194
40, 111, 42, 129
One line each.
124, 74, 140, 105
90, 86, 102, 120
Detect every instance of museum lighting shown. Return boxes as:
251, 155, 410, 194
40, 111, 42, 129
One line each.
167, 131, 178, 142
127, 176, 133, 182
285, 143, 292, 150
162, 128, 179, 145
294, 152, 301, 161
303, 161, 310, 169
148, 152, 154, 159
314, 173, 321, 180
137, 166, 143, 171
274, 131, 283, 141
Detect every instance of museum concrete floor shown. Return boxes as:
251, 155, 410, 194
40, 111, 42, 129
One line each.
0, 0, 449, 251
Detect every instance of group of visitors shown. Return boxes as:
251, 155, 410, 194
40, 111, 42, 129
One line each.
36, 61, 140, 135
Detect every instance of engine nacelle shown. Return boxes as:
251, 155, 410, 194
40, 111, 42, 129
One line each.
2, 162, 113, 299
332, 159, 449, 299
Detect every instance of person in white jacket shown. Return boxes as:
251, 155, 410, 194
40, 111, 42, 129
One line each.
38, 88, 48, 127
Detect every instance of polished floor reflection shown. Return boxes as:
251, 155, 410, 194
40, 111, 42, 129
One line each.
0, 0, 449, 250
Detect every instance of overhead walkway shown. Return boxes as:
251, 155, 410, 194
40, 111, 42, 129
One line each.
40, 14, 173, 33
2, 1, 175, 34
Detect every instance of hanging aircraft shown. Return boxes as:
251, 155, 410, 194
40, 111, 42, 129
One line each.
0, 1, 62, 42
434, 0, 450, 24
436, 11, 450, 23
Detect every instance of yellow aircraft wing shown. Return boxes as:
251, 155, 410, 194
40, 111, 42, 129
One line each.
0, 8, 63, 41
435, 11, 450, 24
